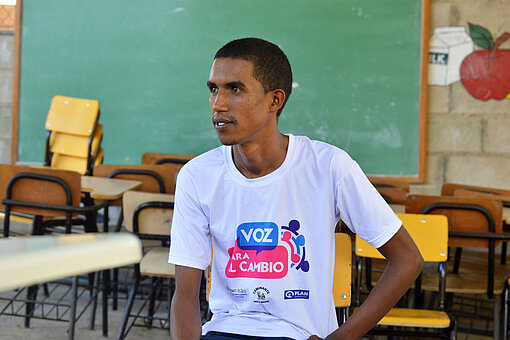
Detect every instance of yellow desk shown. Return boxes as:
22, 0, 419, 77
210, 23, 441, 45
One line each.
81, 176, 141, 200
0, 233, 141, 292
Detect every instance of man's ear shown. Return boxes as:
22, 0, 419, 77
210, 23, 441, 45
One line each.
270, 89, 286, 113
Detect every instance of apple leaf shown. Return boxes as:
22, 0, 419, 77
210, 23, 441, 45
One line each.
468, 23, 494, 50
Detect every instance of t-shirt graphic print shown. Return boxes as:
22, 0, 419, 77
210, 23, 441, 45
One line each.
225, 219, 309, 279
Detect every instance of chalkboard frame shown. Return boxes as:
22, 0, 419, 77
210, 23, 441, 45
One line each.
11, 0, 430, 182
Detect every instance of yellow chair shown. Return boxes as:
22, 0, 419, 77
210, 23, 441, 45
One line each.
333, 233, 352, 324
49, 123, 102, 158
45, 95, 100, 136
50, 146, 103, 175
117, 191, 175, 339
355, 213, 456, 339
44, 95, 102, 175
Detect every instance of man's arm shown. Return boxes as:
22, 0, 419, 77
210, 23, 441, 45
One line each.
170, 265, 204, 340
323, 226, 424, 340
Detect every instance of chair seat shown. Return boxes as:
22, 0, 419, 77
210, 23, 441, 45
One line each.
140, 247, 175, 278
421, 271, 506, 295
378, 308, 450, 328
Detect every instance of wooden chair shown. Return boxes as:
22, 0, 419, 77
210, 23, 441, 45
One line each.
443, 182, 510, 265
141, 153, 194, 191
442, 183, 510, 199
141, 152, 195, 166
333, 233, 352, 324
44, 95, 102, 175
92, 164, 176, 233
442, 182, 510, 229
94, 164, 176, 199
368, 177, 409, 205
355, 213, 456, 339
117, 191, 175, 340
406, 194, 506, 339
0, 164, 82, 236
503, 279, 510, 340
0, 164, 99, 339
93, 163, 177, 309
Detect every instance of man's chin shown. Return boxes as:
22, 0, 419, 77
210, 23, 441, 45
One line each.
219, 140, 236, 146
217, 135, 237, 146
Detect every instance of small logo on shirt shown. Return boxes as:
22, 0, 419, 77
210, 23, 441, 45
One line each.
226, 285, 248, 299
253, 286, 270, 303
284, 289, 310, 300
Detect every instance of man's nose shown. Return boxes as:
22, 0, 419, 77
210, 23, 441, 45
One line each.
211, 91, 227, 112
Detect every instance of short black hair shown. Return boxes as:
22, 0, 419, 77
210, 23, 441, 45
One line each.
214, 38, 293, 116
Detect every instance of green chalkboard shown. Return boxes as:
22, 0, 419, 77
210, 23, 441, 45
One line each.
15, 0, 428, 178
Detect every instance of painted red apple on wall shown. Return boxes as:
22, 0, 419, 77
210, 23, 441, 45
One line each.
460, 23, 510, 101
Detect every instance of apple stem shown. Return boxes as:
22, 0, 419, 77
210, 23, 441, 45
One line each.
491, 32, 510, 58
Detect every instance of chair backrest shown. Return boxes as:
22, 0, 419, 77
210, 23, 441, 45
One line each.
50, 153, 90, 175
368, 178, 410, 192
442, 182, 510, 198
355, 213, 448, 263
405, 194, 503, 248
141, 152, 195, 165
94, 164, 176, 196
0, 164, 81, 217
49, 124, 103, 158
375, 187, 408, 205
141, 153, 195, 191
123, 191, 173, 236
333, 233, 352, 308
45, 95, 99, 136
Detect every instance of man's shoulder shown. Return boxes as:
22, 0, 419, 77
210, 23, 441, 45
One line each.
180, 146, 226, 176
293, 135, 353, 167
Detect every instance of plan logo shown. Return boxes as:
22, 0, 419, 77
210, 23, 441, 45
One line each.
284, 289, 310, 300
225, 220, 309, 279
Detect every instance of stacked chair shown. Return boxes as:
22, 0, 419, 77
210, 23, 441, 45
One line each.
44, 95, 104, 175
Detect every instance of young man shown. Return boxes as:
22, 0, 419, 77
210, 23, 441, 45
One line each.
169, 38, 424, 340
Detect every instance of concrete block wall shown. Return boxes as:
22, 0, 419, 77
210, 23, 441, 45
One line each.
411, 0, 510, 194
0, 30, 13, 165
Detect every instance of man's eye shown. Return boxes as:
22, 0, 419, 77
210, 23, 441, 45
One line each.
232, 87, 241, 93
210, 87, 218, 94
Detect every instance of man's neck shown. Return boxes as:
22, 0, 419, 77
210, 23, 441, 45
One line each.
232, 133, 289, 179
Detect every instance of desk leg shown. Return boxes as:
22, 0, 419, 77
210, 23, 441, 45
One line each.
102, 205, 110, 336
68, 276, 78, 340
88, 272, 99, 330
102, 270, 109, 337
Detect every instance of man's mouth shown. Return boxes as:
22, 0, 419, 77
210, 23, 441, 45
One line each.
213, 117, 235, 129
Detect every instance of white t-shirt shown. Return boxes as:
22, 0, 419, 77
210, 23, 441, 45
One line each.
169, 134, 401, 339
